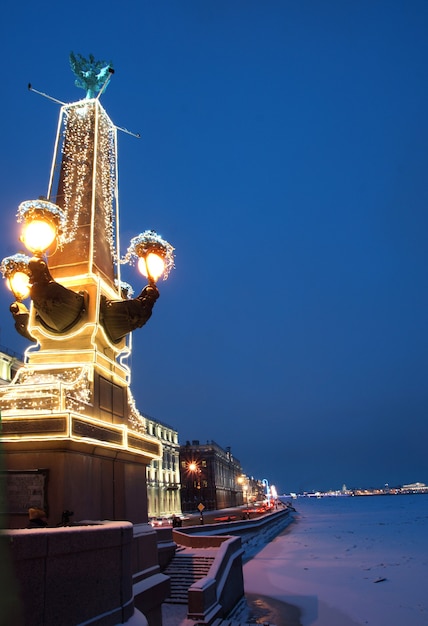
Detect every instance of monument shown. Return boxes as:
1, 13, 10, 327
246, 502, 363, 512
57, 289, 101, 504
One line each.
0, 53, 174, 625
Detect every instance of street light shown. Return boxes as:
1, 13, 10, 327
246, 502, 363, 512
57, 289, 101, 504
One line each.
270, 484, 278, 508
237, 474, 249, 506
243, 484, 249, 506
2, 216, 174, 341
99, 231, 174, 343
125, 230, 175, 284
0, 253, 35, 341
262, 478, 270, 507
1, 254, 32, 301
1, 199, 88, 335
18, 200, 66, 257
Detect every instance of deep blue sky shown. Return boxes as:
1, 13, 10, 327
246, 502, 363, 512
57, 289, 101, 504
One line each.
1, 2, 427, 493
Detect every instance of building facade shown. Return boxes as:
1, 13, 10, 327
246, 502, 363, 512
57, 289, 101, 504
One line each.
241, 475, 267, 505
179, 440, 244, 512
401, 482, 428, 493
146, 416, 181, 517
0, 345, 24, 385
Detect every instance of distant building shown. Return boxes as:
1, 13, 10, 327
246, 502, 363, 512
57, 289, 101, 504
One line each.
179, 440, 244, 512
0, 345, 24, 385
145, 416, 181, 517
243, 476, 266, 505
401, 482, 428, 493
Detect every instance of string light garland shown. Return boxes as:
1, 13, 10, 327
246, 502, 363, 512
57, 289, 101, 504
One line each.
0, 253, 31, 279
127, 388, 148, 434
96, 105, 117, 259
1, 366, 92, 413
114, 279, 134, 299
60, 104, 93, 241
59, 102, 116, 255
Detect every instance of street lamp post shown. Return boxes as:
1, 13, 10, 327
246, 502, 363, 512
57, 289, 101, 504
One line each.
237, 474, 250, 507
262, 478, 270, 507
243, 484, 249, 506
0, 53, 174, 529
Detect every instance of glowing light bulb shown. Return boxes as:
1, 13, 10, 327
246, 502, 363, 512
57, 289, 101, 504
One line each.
21, 218, 57, 255
138, 252, 165, 282
1, 254, 31, 300
7, 271, 30, 300
188, 463, 197, 472
124, 230, 174, 282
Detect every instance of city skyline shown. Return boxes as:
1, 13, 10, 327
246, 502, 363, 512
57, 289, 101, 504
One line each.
1, 1, 427, 493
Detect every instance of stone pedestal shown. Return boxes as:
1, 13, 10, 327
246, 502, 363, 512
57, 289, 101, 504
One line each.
0, 370, 160, 529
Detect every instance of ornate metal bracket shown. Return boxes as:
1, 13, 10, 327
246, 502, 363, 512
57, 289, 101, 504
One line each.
100, 284, 159, 343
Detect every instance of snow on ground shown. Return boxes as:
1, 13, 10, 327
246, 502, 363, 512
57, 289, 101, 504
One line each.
156, 496, 428, 625
243, 495, 428, 626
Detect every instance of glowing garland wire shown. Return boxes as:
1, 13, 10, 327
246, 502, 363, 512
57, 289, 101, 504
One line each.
60, 103, 116, 256
0, 253, 31, 279
95, 106, 116, 259
127, 387, 147, 434
1, 366, 92, 413
61, 105, 92, 241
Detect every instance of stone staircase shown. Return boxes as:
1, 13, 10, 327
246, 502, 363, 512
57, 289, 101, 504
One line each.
211, 618, 274, 626
164, 552, 216, 604
163, 552, 276, 625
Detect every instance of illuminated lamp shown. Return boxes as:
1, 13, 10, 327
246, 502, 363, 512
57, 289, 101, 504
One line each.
0, 254, 35, 341
0, 253, 32, 300
18, 199, 66, 256
125, 230, 175, 285
100, 230, 174, 344
29, 257, 87, 333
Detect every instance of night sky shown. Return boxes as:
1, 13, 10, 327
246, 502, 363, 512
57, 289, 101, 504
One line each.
1, 2, 427, 494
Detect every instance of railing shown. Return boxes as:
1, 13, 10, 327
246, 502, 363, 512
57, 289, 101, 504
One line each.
194, 534, 244, 620
171, 530, 244, 623
178, 508, 293, 558
170, 508, 295, 623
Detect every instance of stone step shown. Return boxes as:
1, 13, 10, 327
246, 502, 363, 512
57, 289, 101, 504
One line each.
211, 620, 275, 626
167, 565, 212, 572
164, 553, 216, 604
168, 556, 215, 565
166, 566, 213, 579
